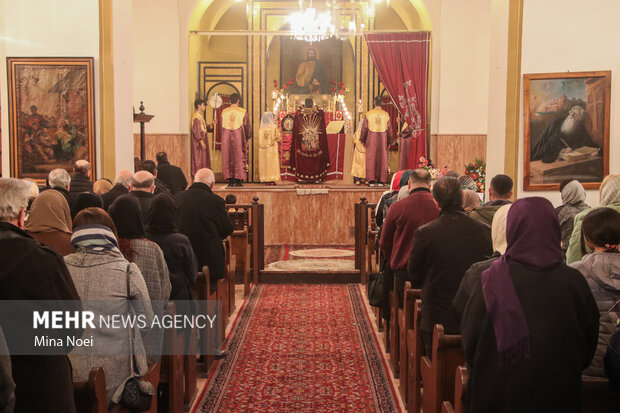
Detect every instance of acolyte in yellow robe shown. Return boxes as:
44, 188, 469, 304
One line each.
258, 125, 282, 182
351, 127, 366, 179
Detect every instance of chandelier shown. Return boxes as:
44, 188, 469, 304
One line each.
288, 1, 336, 42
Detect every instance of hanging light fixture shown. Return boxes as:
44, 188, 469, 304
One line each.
288, 0, 336, 42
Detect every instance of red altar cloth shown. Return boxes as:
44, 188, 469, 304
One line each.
280, 133, 345, 182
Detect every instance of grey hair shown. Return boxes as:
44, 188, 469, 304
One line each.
48, 168, 71, 189
115, 171, 134, 189
0, 178, 31, 222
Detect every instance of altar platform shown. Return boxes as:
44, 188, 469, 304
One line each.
213, 182, 385, 245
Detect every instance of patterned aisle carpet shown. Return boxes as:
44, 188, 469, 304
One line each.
193, 284, 399, 412
264, 245, 355, 266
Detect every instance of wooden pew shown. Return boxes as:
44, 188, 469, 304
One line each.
407, 299, 424, 413
441, 366, 468, 413
581, 376, 620, 412
159, 301, 185, 413
222, 237, 233, 320
420, 325, 464, 413
231, 226, 251, 297
193, 266, 225, 373
184, 329, 198, 407
227, 199, 264, 288
399, 283, 421, 403
73, 367, 107, 413
389, 284, 399, 377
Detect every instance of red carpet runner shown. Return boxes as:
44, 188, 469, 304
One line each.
194, 284, 400, 412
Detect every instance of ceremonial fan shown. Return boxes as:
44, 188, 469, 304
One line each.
207, 93, 223, 150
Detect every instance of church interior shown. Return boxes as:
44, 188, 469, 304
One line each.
1, 0, 619, 412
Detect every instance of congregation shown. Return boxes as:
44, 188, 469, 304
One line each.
1, 155, 620, 412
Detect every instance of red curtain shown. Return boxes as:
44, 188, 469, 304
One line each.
365, 32, 430, 168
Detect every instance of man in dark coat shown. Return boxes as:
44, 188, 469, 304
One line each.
408, 177, 493, 356
380, 169, 439, 308
0, 178, 83, 413
176, 168, 233, 289
101, 169, 133, 210
156, 152, 188, 195
139, 160, 170, 195
130, 170, 156, 218
531, 105, 599, 163
469, 174, 513, 227
68, 159, 93, 204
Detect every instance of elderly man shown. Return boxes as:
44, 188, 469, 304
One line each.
0, 178, 82, 412
140, 160, 170, 195
469, 174, 513, 227
130, 170, 156, 217
68, 160, 93, 204
101, 170, 133, 210
48, 168, 72, 206
176, 168, 233, 290
380, 169, 439, 308
532, 105, 599, 163
408, 177, 493, 356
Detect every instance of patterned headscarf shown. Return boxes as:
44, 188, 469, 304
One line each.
601, 175, 620, 206
560, 180, 586, 206
71, 224, 122, 256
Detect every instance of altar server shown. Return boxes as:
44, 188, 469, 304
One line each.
258, 112, 281, 185
360, 96, 393, 187
191, 99, 213, 176
351, 119, 366, 185
221, 93, 252, 187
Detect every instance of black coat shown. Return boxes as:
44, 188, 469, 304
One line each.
408, 210, 493, 334
154, 178, 170, 195
176, 183, 233, 280
147, 232, 197, 300
0, 222, 82, 413
461, 262, 599, 412
157, 162, 188, 195
130, 190, 155, 218
68, 173, 93, 204
452, 252, 501, 315
101, 184, 129, 210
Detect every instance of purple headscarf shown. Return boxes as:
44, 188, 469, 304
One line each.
481, 197, 563, 368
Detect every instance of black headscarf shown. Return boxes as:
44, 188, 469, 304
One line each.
109, 194, 145, 239
146, 193, 178, 235
71, 192, 103, 219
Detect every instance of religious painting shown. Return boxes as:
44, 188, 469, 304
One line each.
523, 71, 610, 191
280, 38, 342, 96
7, 57, 96, 183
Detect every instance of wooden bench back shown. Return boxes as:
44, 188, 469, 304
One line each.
399, 285, 421, 402
73, 367, 107, 413
420, 325, 464, 413
407, 299, 424, 413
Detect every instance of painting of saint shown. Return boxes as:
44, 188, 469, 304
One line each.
523, 71, 610, 190
281, 38, 342, 96
7, 57, 95, 182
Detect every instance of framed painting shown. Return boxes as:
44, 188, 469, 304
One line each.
7, 57, 96, 184
523, 71, 610, 191
280, 37, 342, 96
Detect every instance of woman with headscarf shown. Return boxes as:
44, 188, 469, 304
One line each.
556, 179, 590, 253
453, 204, 510, 315
25, 189, 74, 255
395, 169, 414, 201
351, 119, 366, 185
71, 191, 104, 219
146, 193, 197, 301
570, 207, 620, 378
461, 197, 599, 412
109, 195, 171, 360
567, 174, 620, 263
462, 189, 482, 213
64, 207, 154, 405
257, 111, 281, 185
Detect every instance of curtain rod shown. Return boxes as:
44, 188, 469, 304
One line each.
189, 29, 429, 36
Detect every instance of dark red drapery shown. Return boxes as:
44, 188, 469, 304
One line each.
365, 32, 430, 168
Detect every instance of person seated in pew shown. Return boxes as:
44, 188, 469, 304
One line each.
570, 207, 620, 378
453, 204, 510, 315
461, 197, 599, 413
408, 177, 492, 356
65, 207, 154, 406
109, 195, 171, 360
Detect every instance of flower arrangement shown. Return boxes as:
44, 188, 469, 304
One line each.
329, 80, 350, 96
273, 78, 294, 96
464, 158, 486, 193
417, 156, 449, 180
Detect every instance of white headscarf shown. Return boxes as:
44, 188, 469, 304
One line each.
560, 180, 586, 205
259, 111, 277, 129
491, 204, 511, 254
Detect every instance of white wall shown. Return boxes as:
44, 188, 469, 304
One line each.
132, 0, 182, 134
0, 0, 100, 177
435, 0, 491, 135
518, 0, 620, 207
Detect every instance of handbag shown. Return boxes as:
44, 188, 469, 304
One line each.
120, 264, 155, 411
368, 270, 385, 308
